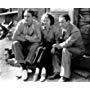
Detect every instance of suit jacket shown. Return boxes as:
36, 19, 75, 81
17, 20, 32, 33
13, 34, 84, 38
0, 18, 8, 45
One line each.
59, 23, 85, 52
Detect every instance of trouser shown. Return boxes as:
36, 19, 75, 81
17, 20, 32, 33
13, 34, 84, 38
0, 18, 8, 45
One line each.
12, 41, 39, 67
52, 49, 62, 73
52, 47, 84, 78
37, 46, 53, 76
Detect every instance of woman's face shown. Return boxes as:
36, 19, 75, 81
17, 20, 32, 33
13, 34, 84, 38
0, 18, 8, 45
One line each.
41, 16, 51, 28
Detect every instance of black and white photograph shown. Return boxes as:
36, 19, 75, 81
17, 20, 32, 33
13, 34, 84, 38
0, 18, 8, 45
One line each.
0, 0, 90, 89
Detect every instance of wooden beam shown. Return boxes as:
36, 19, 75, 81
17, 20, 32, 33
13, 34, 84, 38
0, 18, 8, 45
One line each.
0, 11, 18, 16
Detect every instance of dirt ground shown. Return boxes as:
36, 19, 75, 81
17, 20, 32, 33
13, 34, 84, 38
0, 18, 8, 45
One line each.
0, 38, 90, 83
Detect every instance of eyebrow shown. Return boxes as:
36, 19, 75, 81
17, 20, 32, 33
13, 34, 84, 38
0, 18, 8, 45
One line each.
24, 15, 30, 17
59, 21, 64, 23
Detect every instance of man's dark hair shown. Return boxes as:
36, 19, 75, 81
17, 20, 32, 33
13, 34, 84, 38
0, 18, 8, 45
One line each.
47, 13, 55, 26
24, 9, 35, 16
22, 9, 38, 18
62, 14, 71, 22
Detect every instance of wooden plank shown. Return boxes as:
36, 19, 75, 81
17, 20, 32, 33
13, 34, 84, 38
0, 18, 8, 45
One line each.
0, 11, 18, 16
72, 55, 90, 70
79, 8, 90, 12
73, 8, 80, 27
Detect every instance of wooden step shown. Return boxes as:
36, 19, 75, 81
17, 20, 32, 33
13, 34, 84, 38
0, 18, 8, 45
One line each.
72, 55, 90, 70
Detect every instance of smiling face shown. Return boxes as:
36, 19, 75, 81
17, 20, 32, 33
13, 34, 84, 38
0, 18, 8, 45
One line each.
41, 14, 51, 29
24, 11, 33, 25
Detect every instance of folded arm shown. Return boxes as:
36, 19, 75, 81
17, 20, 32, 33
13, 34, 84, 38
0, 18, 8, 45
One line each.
12, 22, 26, 42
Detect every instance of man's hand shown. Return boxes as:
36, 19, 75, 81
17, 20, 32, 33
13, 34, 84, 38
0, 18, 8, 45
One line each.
25, 35, 30, 40
15, 35, 26, 42
52, 44, 57, 48
51, 47, 56, 54
52, 43, 62, 49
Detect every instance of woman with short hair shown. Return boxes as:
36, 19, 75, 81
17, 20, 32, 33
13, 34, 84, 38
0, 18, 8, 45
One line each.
33, 13, 57, 82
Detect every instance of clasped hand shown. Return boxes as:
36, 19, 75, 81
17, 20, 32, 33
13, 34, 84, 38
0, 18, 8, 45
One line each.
52, 43, 61, 49
25, 35, 30, 40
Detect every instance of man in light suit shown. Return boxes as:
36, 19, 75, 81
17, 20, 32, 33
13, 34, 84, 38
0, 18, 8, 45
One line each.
12, 9, 41, 81
51, 14, 85, 82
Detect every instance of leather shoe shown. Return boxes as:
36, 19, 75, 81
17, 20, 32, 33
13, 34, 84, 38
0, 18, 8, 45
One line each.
39, 67, 46, 82
39, 74, 46, 82
59, 77, 70, 82
33, 73, 40, 81
33, 68, 40, 81
20, 70, 28, 81
48, 72, 60, 80
24, 73, 32, 81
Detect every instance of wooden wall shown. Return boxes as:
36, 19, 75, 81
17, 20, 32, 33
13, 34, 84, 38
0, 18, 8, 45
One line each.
73, 8, 90, 56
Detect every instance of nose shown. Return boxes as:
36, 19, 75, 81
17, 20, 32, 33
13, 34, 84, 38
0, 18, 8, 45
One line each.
24, 16, 29, 20
59, 23, 62, 26
25, 17, 28, 20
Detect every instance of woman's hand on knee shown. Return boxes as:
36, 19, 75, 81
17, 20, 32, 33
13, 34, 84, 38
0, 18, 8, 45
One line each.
51, 48, 55, 54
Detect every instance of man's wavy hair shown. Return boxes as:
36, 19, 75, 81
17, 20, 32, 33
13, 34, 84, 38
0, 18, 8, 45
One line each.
61, 14, 71, 22
22, 9, 38, 19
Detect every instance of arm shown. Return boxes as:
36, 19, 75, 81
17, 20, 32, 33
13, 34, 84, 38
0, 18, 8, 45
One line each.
53, 27, 81, 49
12, 21, 26, 42
59, 31, 80, 48
25, 24, 41, 43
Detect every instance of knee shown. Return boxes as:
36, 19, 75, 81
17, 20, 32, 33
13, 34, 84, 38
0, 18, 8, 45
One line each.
62, 48, 71, 56
51, 48, 55, 54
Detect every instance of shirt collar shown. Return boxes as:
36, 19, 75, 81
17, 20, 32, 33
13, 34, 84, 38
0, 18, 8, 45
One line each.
23, 19, 33, 27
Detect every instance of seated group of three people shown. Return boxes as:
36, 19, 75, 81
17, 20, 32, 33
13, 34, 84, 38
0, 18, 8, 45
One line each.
12, 9, 85, 82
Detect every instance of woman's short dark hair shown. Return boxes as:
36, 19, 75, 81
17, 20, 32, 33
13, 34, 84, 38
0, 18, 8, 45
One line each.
41, 13, 55, 26
62, 14, 71, 22
47, 13, 55, 26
